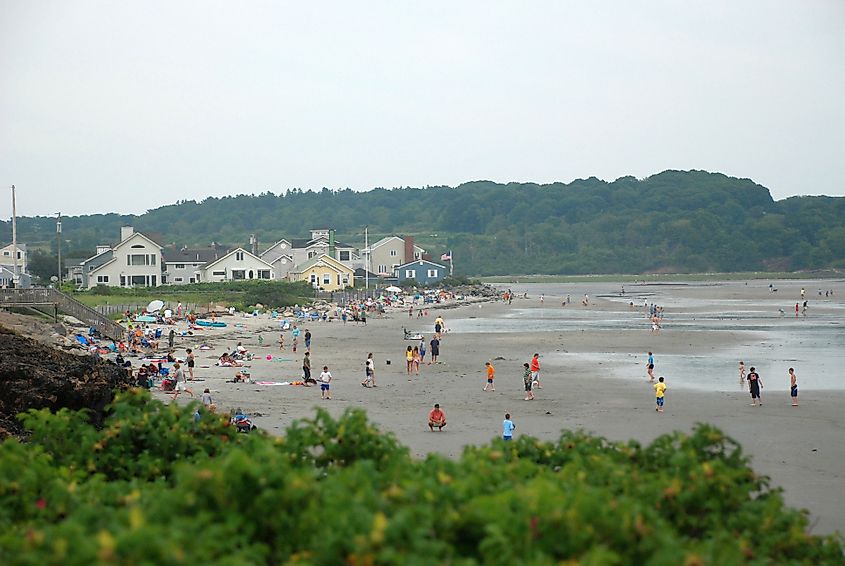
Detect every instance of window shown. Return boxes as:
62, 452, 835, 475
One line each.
175, 277, 183, 282
212, 271, 225, 276
2, 251, 8, 256
322, 273, 331, 285
175, 264, 185, 269
428, 269, 438, 277
97, 275, 109, 283
258, 270, 271, 279
405, 269, 416, 279
130, 275, 146, 286
235, 251, 244, 261
339, 250, 350, 261
280, 258, 287, 264
189, 277, 195, 283
390, 250, 397, 256
232, 270, 245, 280
150, 254, 156, 265
414, 252, 421, 259
280, 243, 287, 249
127, 254, 155, 266
130, 244, 144, 249
378, 264, 387, 273
309, 274, 317, 284
308, 251, 317, 259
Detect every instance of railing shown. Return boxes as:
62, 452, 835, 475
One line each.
0, 288, 125, 340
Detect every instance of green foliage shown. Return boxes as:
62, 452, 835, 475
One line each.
440, 275, 481, 287
1, 393, 841, 564
5, 171, 845, 276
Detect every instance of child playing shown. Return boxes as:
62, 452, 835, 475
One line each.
502, 413, 515, 441
319, 365, 333, 400
201, 388, 216, 412
654, 376, 666, 412
789, 367, 798, 406
523, 362, 534, 401
483, 361, 495, 391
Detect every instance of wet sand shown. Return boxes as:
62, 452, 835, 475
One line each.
158, 279, 845, 535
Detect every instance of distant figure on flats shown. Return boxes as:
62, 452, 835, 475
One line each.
789, 367, 798, 406
739, 360, 746, 384
428, 403, 446, 431
654, 376, 666, 413
502, 413, 515, 441
483, 361, 495, 391
748, 367, 763, 406
523, 363, 534, 401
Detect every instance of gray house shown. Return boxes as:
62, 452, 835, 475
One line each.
394, 259, 448, 286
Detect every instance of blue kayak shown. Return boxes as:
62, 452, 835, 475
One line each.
195, 320, 227, 328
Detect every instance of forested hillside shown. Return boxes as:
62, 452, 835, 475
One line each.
8, 170, 845, 278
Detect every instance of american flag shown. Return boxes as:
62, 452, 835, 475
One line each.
440, 251, 452, 261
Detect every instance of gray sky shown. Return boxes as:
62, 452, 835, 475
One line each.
2, 1, 843, 217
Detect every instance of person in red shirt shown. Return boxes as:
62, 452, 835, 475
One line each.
530, 353, 542, 389
428, 403, 447, 431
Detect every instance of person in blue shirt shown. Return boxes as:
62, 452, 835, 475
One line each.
502, 413, 515, 441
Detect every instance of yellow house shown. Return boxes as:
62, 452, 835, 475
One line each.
288, 254, 354, 291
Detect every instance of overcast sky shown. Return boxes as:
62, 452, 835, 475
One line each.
1, 1, 843, 217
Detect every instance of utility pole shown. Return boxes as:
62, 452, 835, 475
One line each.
56, 212, 62, 285
11, 185, 18, 288
364, 225, 369, 291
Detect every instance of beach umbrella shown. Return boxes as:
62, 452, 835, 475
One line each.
385, 285, 402, 293
147, 299, 165, 312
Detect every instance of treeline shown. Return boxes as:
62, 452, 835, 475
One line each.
8, 170, 845, 278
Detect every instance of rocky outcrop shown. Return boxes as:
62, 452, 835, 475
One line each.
0, 326, 133, 439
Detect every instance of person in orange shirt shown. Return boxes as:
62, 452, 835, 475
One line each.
483, 361, 495, 392
530, 353, 542, 389
428, 403, 446, 431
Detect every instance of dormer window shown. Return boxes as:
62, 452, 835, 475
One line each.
236, 251, 244, 261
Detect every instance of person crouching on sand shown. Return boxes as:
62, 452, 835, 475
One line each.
428, 403, 446, 431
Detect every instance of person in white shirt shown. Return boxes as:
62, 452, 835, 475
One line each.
319, 366, 333, 400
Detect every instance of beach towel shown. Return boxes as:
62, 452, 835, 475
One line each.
254, 381, 291, 386
75, 335, 89, 346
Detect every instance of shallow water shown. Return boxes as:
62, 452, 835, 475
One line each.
450, 280, 845, 392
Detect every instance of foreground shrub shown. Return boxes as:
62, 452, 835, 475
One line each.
0, 392, 841, 564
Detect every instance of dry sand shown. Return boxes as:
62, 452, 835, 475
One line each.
158, 281, 845, 535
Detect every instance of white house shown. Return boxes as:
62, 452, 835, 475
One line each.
162, 246, 224, 285
199, 248, 275, 283
0, 243, 31, 287
85, 227, 163, 289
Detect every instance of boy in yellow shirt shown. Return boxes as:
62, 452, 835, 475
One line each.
483, 361, 495, 392
654, 376, 666, 413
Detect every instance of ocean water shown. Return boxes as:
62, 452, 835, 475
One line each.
448, 280, 845, 392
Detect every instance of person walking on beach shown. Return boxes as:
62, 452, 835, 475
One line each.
303, 352, 313, 383
419, 336, 427, 364
789, 367, 798, 406
502, 413, 515, 441
168, 328, 175, 350
278, 333, 285, 351
530, 353, 541, 388
434, 318, 443, 339
304, 329, 312, 353
483, 361, 495, 391
748, 366, 763, 406
739, 360, 746, 384
647, 352, 655, 381
429, 336, 440, 364
170, 362, 193, 399
523, 363, 534, 401
428, 403, 446, 431
186, 348, 195, 380
654, 376, 666, 413
406, 346, 414, 376
412, 346, 421, 375
362, 352, 376, 387
319, 366, 332, 400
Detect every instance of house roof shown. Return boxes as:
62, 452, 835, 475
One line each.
259, 239, 292, 257
162, 247, 222, 263
202, 247, 274, 271
395, 259, 447, 270
112, 231, 163, 251
353, 267, 380, 278
87, 257, 118, 276
0, 243, 27, 251
81, 248, 113, 265
368, 236, 425, 253
290, 254, 354, 274
290, 237, 357, 250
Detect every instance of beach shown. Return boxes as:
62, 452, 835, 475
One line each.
157, 278, 845, 535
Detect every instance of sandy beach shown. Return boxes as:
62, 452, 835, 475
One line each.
156, 278, 845, 535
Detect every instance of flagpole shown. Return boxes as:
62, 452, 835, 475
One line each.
450, 250, 453, 277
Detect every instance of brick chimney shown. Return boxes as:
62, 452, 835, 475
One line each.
403, 235, 414, 264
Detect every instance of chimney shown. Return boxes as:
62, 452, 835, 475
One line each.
120, 226, 134, 241
403, 235, 414, 264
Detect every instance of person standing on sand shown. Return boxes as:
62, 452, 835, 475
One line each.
523, 363, 534, 401
530, 353, 542, 388
739, 361, 746, 384
428, 403, 446, 431
789, 367, 798, 406
319, 366, 332, 400
429, 336, 440, 364
419, 336, 427, 364
168, 328, 175, 350
647, 352, 655, 381
304, 329, 312, 353
278, 333, 285, 350
412, 346, 421, 375
303, 351, 312, 383
171, 362, 193, 399
406, 346, 414, 376
483, 361, 495, 392
362, 352, 376, 387
654, 376, 666, 413
748, 366, 763, 406
186, 348, 195, 380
